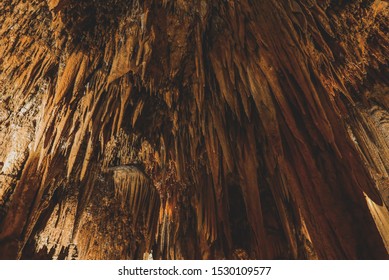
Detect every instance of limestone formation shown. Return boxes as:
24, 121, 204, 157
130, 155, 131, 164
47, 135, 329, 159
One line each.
0, 0, 388, 259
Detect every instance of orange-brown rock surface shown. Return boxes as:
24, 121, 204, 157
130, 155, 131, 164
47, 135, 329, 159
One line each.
0, 0, 388, 259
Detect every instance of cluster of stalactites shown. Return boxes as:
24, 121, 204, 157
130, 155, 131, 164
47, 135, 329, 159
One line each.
110, 165, 160, 250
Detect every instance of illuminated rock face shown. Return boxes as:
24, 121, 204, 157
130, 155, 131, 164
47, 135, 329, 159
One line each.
0, 0, 388, 259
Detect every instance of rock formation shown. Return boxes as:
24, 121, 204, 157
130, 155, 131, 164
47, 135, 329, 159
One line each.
0, 0, 388, 259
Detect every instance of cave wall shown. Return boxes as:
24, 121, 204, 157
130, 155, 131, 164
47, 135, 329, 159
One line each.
0, 0, 388, 259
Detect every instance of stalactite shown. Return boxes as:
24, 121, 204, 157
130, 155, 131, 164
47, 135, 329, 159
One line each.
0, 0, 388, 260
109, 165, 160, 251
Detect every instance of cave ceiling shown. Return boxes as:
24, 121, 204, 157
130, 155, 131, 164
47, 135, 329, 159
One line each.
0, 0, 388, 259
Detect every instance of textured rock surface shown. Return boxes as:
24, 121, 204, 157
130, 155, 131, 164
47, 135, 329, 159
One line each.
0, 0, 388, 259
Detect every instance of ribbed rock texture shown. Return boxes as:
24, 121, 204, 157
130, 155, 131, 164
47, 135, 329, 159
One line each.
0, 0, 388, 259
